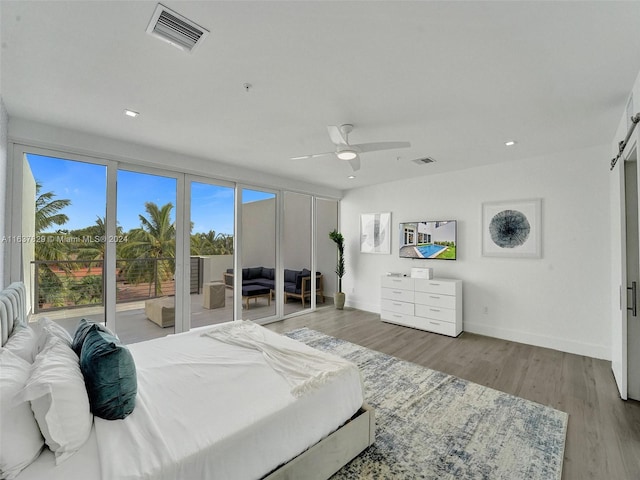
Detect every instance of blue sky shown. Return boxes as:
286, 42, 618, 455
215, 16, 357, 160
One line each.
27, 154, 273, 234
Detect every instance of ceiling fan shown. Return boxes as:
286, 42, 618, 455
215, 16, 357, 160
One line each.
291, 124, 411, 172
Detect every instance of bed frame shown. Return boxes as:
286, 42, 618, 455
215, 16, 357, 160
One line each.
264, 404, 375, 480
0, 281, 375, 480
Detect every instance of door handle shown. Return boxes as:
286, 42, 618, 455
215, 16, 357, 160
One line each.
628, 281, 637, 317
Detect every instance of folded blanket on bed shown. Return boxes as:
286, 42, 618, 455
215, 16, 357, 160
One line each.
202, 320, 357, 397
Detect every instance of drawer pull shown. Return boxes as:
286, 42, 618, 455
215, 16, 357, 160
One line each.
392, 279, 402, 282
430, 308, 440, 312
429, 295, 441, 299
393, 314, 402, 318
429, 321, 440, 325
429, 283, 441, 286
393, 290, 403, 294
392, 302, 402, 306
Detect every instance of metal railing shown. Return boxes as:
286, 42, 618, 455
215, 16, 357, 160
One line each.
32, 257, 200, 313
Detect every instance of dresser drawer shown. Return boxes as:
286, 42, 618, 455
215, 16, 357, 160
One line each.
380, 310, 415, 326
381, 298, 414, 315
414, 291, 456, 309
414, 279, 457, 295
414, 317, 459, 337
415, 303, 456, 323
381, 287, 415, 303
381, 276, 414, 290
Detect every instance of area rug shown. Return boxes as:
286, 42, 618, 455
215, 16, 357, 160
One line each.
285, 328, 568, 480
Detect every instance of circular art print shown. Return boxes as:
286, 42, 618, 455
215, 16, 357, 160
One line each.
489, 209, 530, 248
482, 199, 541, 258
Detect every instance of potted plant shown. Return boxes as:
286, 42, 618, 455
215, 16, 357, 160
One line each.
329, 229, 346, 310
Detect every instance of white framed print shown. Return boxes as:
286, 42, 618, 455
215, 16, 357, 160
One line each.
482, 199, 542, 258
360, 212, 391, 254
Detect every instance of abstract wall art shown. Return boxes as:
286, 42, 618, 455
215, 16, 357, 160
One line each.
482, 199, 542, 258
360, 212, 391, 254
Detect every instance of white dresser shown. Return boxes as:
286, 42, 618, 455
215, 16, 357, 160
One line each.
380, 275, 463, 337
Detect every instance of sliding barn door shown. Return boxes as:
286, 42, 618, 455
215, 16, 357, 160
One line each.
611, 152, 628, 400
612, 129, 640, 401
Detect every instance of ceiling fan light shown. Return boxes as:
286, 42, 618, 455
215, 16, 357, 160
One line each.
337, 150, 358, 160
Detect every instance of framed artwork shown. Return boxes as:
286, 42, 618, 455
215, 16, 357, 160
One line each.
360, 212, 391, 254
482, 199, 542, 258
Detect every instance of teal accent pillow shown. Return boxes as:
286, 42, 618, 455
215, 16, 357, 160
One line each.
71, 319, 114, 357
79, 325, 137, 420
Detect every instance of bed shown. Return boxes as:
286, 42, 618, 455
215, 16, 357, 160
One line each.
0, 282, 375, 480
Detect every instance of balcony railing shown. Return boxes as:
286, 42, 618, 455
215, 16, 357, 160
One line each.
32, 257, 200, 313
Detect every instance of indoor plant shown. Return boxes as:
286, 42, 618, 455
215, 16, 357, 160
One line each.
329, 229, 346, 309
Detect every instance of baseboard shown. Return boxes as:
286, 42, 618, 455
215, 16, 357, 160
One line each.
351, 302, 610, 361
463, 321, 610, 361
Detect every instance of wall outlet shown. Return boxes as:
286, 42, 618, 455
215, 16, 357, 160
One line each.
482, 306, 489, 314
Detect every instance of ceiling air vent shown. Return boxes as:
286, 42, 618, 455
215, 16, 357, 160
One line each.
146, 4, 209, 53
412, 157, 436, 165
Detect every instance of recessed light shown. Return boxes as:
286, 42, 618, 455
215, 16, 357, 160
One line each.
337, 150, 358, 161
347, 175, 356, 179
124, 109, 139, 118
504, 140, 516, 146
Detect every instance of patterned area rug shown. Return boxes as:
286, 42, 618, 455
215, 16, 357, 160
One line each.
285, 328, 568, 480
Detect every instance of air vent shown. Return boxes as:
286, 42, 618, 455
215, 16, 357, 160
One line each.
146, 4, 209, 53
412, 157, 436, 165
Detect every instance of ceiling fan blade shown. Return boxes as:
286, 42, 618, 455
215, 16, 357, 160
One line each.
327, 125, 348, 145
348, 155, 361, 172
290, 152, 334, 160
353, 141, 411, 153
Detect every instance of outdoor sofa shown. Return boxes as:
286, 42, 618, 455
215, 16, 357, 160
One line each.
223, 267, 324, 308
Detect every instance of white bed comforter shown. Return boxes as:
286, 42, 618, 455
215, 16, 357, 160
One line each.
91, 321, 363, 480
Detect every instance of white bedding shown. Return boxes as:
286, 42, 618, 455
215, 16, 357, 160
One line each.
17, 321, 364, 480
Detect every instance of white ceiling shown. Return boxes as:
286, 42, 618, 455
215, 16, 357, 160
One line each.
2, 1, 640, 191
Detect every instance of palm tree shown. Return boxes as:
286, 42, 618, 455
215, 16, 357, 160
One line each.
35, 181, 71, 233
120, 202, 176, 296
190, 230, 234, 255
33, 181, 72, 307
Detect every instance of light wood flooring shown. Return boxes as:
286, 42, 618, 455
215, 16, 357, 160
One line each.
265, 307, 640, 480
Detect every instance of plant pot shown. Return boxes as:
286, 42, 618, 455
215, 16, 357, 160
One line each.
334, 292, 345, 310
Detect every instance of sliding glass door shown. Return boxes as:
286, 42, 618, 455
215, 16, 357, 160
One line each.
189, 178, 235, 328
21, 152, 107, 335
114, 169, 177, 343
283, 192, 313, 315
13, 146, 339, 340
240, 188, 277, 322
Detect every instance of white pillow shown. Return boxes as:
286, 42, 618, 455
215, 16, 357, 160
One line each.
22, 336, 93, 465
33, 317, 73, 354
4, 325, 39, 363
0, 349, 44, 479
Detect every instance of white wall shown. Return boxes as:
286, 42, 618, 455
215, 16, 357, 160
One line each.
340, 144, 611, 360
0, 98, 7, 289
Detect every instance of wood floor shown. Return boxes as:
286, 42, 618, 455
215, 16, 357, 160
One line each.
265, 307, 640, 480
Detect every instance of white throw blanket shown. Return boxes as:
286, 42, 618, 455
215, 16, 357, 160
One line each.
202, 320, 358, 397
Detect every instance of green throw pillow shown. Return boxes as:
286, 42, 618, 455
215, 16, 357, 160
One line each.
71, 318, 113, 357
79, 325, 137, 420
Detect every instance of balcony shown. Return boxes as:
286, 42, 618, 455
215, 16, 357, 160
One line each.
31, 257, 321, 344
